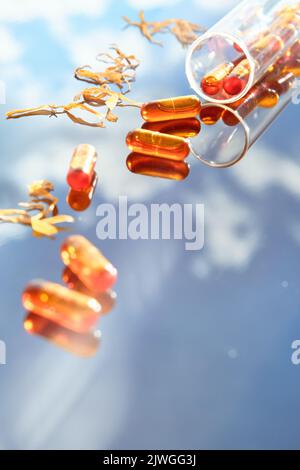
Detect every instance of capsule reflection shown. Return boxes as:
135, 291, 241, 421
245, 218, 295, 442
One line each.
62, 267, 116, 315
126, 152, 190, 180
24, 312, 101, 357
142, 118, 201, 138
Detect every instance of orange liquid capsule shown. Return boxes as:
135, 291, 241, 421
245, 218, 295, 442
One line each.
283, 59, 300, 76
223, 59, 250, 96
61, 235, 117, 293
266, 71, 295, 96
141, 118, 200, 138
62, 267, 116, 315
24, 312, 101, 357
126, 129, 190, 161
67, 144, 97, 191
201, 62, 235, 96
200, 106, 224, 125
222, 83, 279, 126
141, 96, 201, 122
67, 172, 98, 212
126, 152, 190, 180
22, 280, 101, 333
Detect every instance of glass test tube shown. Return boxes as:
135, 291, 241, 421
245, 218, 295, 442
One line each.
190, 42, 299, 167
186, 0, 300, 104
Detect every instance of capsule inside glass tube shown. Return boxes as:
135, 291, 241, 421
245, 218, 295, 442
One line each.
223, 59, 251, 96
24, 312, 101, 357
67, 144, 97, 191
189, 60, 297, 167
186, 0, 300, 104
67, 172, 98, 212
126, 129, 190, 160
141, 118, 200, 138
200, 106, 224, 125
141, 96, 201, 122
62, 267, 116, 315
22, 280, 101, 333
201, 62, 235, 96
61, 235, 117, 293
126, 152, 190, 180
222, 82, 279, 126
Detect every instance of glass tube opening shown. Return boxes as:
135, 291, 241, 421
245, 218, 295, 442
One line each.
189, 103, 250, 168
186, 32, 256, 104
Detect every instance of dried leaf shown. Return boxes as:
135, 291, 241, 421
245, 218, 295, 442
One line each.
123, 11, 206, 47
6, 44, 141, 127
44, 215, 74, 225
0, 180, 74, 238
31, 219, 58, 236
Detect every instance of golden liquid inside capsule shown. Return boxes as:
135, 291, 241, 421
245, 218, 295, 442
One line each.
61, 235, 117, 293
141, 96, 201, 122
200, 106, 224, 125
222, 80, 279, 126
67, 172, 98, 212
67, 144, 97, 191
62, 267, 116, 315
24, 312, 101, 357
201, 62, 235, 96
126, 152, 190, 180
22, 280, 101, 333
142, 118, 201, 138
126, 129, 190, 161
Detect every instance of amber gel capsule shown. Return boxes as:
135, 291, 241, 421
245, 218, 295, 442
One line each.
61, 235, 117, 293
126, 129, 190, 161
223, 59, 250, 96
200, 106, 224, 125
24, 312, 101, 358
126, 152, 190, 180
201, 62, 235, 96
142, 118, 201, 138
62, 267, 116, 315
22, 280, 101, 333
67, 144, 97, 191
67, 172, 98, 212
141, 96, 201, 122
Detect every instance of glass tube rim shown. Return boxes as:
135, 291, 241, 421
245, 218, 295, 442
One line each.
185, 31, 257, 105
189, 102, 250, 168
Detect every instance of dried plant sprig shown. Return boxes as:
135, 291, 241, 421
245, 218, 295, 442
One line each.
6, 44, 140, 127
96, 45, 140, 71
75, 46, 139, 92
0, 180, 74, 237
123, 10, 206, 47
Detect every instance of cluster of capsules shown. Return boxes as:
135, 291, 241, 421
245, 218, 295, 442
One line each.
201, 3, 300, 100
125, 96, 202, 181
22, 235, 117, 357
200, 38, 300, 128
66, 144, 98, 212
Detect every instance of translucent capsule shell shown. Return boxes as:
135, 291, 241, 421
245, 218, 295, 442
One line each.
22, 280, 101, 333
200, 106, 224, 125
24, 312, 101, 357
141, 118, 201, 138
126, 129, 190, 161
67, 172, 98, 212
61, 235, 117, 293
141, 96, 201, 122
223, 59, 250, 96
126, 152, 190, 180
62, 267, 116, 315
201, 62, 235, 96
67, 144, 97, 191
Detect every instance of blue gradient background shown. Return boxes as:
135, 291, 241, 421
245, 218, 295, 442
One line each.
0, 0, 300, 450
